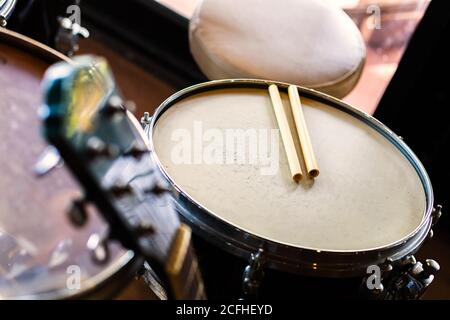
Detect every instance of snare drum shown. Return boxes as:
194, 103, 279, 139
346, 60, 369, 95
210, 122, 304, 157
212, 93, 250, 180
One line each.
145, 79, 440, 299
0, 28, 140, 299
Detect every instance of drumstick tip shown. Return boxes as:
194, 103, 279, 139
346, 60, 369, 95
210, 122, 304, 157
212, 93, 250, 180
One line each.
309, 169, 320, 179
293, 173, 303, 183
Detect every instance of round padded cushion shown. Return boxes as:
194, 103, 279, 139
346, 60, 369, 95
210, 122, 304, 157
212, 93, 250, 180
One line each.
189, 0, 366, 98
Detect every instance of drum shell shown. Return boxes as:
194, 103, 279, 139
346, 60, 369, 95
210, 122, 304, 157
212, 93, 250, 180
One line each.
192, 233, 365, 299
145, 79, 435, 280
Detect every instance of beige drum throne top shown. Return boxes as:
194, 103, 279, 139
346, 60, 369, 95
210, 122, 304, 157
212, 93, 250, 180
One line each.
189, 0, 366, 98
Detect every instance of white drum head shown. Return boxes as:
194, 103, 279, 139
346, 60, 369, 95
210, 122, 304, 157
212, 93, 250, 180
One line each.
152, 87, 427, 252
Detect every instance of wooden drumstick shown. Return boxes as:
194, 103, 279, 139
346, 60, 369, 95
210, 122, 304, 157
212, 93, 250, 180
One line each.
268, 85, 303, 182
288, 85, 320, 178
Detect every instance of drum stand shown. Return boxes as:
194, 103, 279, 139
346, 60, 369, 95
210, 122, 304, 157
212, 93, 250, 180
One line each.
54, 16, 89, 56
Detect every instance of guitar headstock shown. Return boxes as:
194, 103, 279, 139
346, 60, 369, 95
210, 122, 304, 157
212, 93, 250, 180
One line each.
40, 55, 180, 265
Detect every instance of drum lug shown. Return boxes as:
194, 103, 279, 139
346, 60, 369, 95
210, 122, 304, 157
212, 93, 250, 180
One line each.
241, 248, 265, 300
55, 17, 90, 57
361, 255, 440, 300
431, 205, 443, 226
141, 112, 152, 129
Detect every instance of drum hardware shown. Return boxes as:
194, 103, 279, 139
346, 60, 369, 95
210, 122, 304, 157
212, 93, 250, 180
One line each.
428, 205, 443, 240
242, 248, 266, 300
141, 112, 152, 128
54, 16, 89, 57
431, 205, 443, 225
361, 255, 440, 300
0, 0, 17, 27
40, 55, 207, 300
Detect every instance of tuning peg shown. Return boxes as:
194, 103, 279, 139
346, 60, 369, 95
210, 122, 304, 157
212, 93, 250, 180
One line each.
85, 136, 119, 160
67, 198, 88, 227
124, 141, 148, 159
135, 223, 156, 237
87, 233, 110, 265
145, 181, 171, 196
109, 182, 133, 197
432, 205, 442, 226
102, 95, 127, 117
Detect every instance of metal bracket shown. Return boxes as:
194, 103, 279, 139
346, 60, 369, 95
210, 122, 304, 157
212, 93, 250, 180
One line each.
431, 205, 443, 226
141, 112, 152, 129
55, 16, 90, 56
242, 248, 266, 300
361, 255, 440, 300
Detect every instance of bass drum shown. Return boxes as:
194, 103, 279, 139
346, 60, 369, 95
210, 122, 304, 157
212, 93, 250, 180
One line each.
146, 79, 440, 299
0, 28, 140, 299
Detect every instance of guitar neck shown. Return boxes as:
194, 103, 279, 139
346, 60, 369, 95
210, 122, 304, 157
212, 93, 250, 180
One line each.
165, 224, 207, 300
40, 56, 207, 301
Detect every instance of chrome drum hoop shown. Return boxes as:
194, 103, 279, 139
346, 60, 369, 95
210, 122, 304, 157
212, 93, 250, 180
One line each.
145, 79, 434, 278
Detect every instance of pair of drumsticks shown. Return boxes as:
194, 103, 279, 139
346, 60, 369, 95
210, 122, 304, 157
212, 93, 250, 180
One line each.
269, 85, 319, 182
